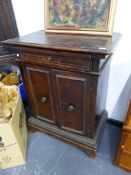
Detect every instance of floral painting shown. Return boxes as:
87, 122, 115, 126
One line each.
47, 0, 111, 31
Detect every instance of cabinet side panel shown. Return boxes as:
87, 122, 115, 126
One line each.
96, 59, 111, 115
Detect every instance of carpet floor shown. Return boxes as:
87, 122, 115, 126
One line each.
0, 124, 131, 175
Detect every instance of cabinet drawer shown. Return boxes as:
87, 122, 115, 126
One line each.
122, 132, 131, 153
21, 54, 92, 72
119, 152, 131, 171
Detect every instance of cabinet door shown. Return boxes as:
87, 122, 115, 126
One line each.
52, 69, 90, 135
116, 132, 131, 171
25, 65, 55, 124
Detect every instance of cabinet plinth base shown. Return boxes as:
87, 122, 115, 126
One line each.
28, 111, 107, 158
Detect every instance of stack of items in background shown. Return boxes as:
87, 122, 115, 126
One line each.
0, 68, 27, 169
0, 83, 18, 123
0, 67, 27, 102
0, 71, 19, 86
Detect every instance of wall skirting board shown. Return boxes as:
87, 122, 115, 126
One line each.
107, 119, 123, 127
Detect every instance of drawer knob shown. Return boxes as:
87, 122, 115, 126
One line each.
67, 105, 76, 112
41, 96, 47, 103
61, 102, 76, 112
122, 145, 125, 149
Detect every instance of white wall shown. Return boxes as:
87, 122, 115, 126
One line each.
11, 0, 44, 36
11, 0, 131, 121
106, 0, 131, 121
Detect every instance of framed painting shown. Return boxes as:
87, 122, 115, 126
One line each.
45, 0, 117, 36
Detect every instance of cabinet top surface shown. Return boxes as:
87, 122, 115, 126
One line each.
2, 30, 120, 55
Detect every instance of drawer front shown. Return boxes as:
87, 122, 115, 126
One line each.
21, 53, 91, 72
119, 152, 131, 171
122, 132, 131, 153
115, 132, 131, 171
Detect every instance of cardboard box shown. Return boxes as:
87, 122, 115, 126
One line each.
0, 87, 27, 169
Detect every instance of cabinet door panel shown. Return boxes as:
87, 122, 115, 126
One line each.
25, 65, 55, 123
53, 69, 90, 135
120, 132, 131, 154
119, 153, 131, 171
124, 133, 131, 153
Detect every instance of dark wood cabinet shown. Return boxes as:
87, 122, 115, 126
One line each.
2, 30, 120, 158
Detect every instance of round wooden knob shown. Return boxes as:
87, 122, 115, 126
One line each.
41, 97, 47, 103
68, 105, 76, 112
122, 145, 125, 149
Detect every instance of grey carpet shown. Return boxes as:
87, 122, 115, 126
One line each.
0, 124, 131, 175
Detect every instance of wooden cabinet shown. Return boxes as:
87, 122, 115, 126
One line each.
2, 31, 120, 158
115, 100, 131, 171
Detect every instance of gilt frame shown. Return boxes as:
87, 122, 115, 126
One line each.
45, 0, 117, 36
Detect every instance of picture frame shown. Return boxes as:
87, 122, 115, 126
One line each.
45, 0, 117, 36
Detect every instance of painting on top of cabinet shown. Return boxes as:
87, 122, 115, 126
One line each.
45, 0, 117, 36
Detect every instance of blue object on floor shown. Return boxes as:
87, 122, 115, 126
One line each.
0, 124, 130, 175
19, 82, 27, 101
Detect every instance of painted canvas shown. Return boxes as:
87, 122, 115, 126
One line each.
45, 0, 117, 35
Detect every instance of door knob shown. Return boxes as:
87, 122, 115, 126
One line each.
67, 105, 76, 112
61, 102, 76, 112
41, 96, 47, 103
122, 145, 125, 149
